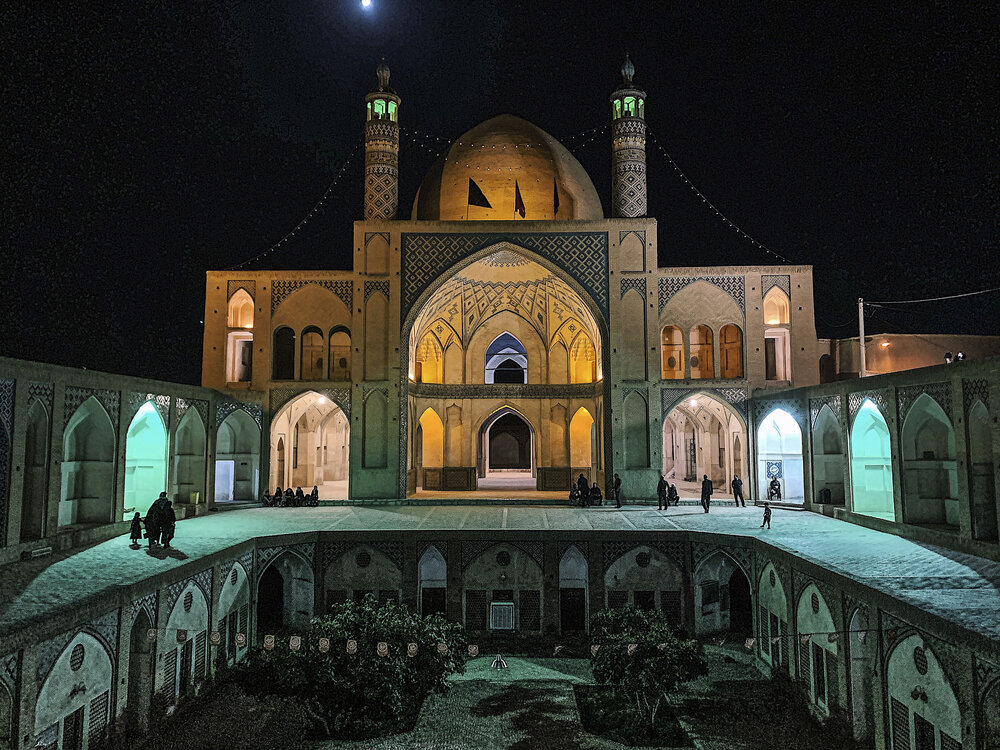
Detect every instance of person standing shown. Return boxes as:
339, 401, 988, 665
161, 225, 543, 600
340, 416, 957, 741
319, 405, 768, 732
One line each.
731, 474, 745, 507
577, 473, 589, 500
161, 501, 177, 548
656, 474, 668, 510
129, 513, 143, 546
613, 474, 622, 509
144, 493, 165, 548
701, 474, 714, 513
760, 502, 772, 529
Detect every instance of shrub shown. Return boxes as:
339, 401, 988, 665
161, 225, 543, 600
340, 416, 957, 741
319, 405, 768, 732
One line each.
231, 595, 466, 739
590, 606, 708, 730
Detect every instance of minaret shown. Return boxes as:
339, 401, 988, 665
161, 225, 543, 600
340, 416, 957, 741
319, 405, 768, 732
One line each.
610, 54, 647, 218
363, 58, 400, 220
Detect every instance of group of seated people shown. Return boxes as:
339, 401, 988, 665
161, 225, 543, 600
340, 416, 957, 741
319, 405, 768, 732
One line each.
262, 485, 320, 507
569, 479, 604, 507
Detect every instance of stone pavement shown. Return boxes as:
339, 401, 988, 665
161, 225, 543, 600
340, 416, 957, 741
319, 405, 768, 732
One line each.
2, 505, 1000, 645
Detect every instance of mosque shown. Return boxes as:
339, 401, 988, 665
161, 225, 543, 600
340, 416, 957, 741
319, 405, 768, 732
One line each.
201, 56, 820, 505
0, 58, 998, 750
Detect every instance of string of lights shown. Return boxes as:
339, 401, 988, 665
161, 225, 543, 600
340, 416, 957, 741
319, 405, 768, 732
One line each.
646, 128, 793, 265
866, 286, 1000, 305
226, 143, 360, 271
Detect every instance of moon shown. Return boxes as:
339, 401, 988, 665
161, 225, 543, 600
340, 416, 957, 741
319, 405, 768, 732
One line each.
361, 0, 372, 7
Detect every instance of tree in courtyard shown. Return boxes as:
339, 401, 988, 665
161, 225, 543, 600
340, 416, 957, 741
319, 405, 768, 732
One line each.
590, 606, 708, 730
231, 595, 467, 739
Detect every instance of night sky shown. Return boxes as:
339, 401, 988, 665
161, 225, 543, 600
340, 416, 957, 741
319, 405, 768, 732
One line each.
4, 1, 997, 385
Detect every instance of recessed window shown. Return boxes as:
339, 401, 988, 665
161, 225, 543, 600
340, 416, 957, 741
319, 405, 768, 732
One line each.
356, 551, 372, 568
496, 551, 511, 567
70, 644, 85, 671
184, 590, 194, 613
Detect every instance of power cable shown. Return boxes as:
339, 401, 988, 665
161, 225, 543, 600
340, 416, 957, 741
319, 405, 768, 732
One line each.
867, 286, 1000, 305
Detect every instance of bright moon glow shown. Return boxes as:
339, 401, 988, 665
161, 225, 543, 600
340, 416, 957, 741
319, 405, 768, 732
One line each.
361, 0, 372, 7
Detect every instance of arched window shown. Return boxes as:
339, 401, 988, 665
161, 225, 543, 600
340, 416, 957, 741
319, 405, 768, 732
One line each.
387, 100, 398, 122
300, 326, 324, 380
227, 290, 254, 328
613, 99, 622, 119
849, 400, 892, 519
272, 327, 294, 380
623, 96, 636, 116
689, 325, 715, 379
638, 98, 645, 118
720, 324, 743, 378
660, 325, 684, 379
329, 327, 351, 381
373, 99, 386, 118
485, 333, 527, 384
763, 289, 790, 325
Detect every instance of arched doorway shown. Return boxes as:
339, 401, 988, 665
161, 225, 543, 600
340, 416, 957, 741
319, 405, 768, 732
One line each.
662, 393, 746, 500
570, 407, 595, 482
728, 568, 752, 633
812, 406, 845, 505
886, 636, 960, 748
850, 399, 893, 519
270, 392, 349, 499
757, 408, 805, 502
418, 545, 447, 617
256, 551, 314, 634
35, 633, 113, 748
20, 400, 49, 541
559, 545, 588, 633
604, 545, 683, 624
901, 394, 958, 528
256, 566, 284, 637
693, 551, 751, 635
478, 408, 534, 489
60, 396, 116, 526
126, 609, 155, 732
125, 402, 168, 514
215, 409, 260, 503
172, 409, 206, 505
417, 408, 444, 490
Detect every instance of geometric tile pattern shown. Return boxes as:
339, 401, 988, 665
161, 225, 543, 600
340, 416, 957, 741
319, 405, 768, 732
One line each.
692, 542, 751, 580
897, 382, 952, 423
27, 381, 54, 411
175, 397, 209, 429
227, 279, 256, 300
256, 543, 315, 579
658, 275, 746, 315
761, 274, 791, 299
270, 279, 353, 314
848, 390, 889, 422
125, 392, 170, 424
619, 276, 646, 300
0, 652, 17, 693
130, 591, 158, 628
365, 231, 390, 247
975, 654, 1000, 704
810, 395, 843, 427
63, 386, 120, 428
166, 570, 213, 616
964, 378, 990, 414
401, 232, 610, 318
612, 117, 646, 218
0, 379, 14, 434
364, 118, 399, 220
753, 397, 806, 429
601, 539, 686, 574
364, 280, 390, 302
617, 229, 646, 246
216, 400, 262, 429
320, 540, 404, 573
408, 382, 598, 400
660, 387, 749, 420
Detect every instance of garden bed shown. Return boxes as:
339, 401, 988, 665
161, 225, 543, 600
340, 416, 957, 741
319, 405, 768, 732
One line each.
574, 684, 694, 748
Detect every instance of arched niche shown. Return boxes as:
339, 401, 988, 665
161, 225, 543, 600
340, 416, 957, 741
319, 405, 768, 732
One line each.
619, 290, 646, 379
485, 332, 528, 384
849, 399, 893, 519
886, 635, 961, 748
558, 545, 589, 633
847, 607, 875, 742
300, 326, 325, 381
415, 331, 444, 383
270, 391, 349, 498
127, 608, 155, 732
256, 550, 314, 633
757, 563, 788, 670
164, 583, 210, 699
969, 400, 997, 541
217, 562, 251, 665
795, 583, 837, 712
418, 545, 447, 617
362, 391, 388, 469
324, 544, 401, 606
21, 400, 49, 541
569, 331, 597, 384
693, 551, 751, 635
227, 289, 254, 328
478, 408, 534, 478
35, 632, 114, 745
60, 396, 116, 527
124, 402, 168, 514
462, 543, 543, 632
417, 408, 444, 490
689, 325, 715, 379
901, 394, 958, 528
570, 407, 595, 476
604, 545, 683, 623
172, 408, 206, 505
812, 405, 845, 505
226, 290, 254, 383
719, 324, 743, 378
763, 288, 790, 325
624, 392, 649, 469
364, 290, 389, 380
757, 408, 804, 502
272, 327, 295, 380
214, 409, 260, 502
328, 326, 352, 381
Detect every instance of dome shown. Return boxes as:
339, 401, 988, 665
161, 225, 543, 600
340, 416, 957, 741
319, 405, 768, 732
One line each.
411, 115, 604, 221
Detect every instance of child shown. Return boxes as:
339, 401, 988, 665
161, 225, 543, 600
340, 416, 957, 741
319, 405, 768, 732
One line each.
760, 503, 772, 529
129, 512, 143, 545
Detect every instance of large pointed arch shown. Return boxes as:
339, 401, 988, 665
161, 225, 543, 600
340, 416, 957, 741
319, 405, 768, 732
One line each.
661, 390, 747, 496
269, 391, 349, 499
60, 396, 116, 526
215, 409, 260, 502
172, 407, 206, 504
849, 399, 893, 519
20, 399, 49, 541
125, 401, 168, 514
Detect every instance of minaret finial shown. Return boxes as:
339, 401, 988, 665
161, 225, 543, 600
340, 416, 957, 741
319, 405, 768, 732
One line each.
621, 53, 635, 85
376, 57, 390, 92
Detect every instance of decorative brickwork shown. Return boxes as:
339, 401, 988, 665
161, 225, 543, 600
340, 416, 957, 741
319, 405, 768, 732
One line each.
619, 276, 646, 300
227, 280, 256, 300
897, 382, 952, 423
761, 274, 791, 299
270, 279, 353, 314
658, 275, 745, 315
64, 386, 120, 428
